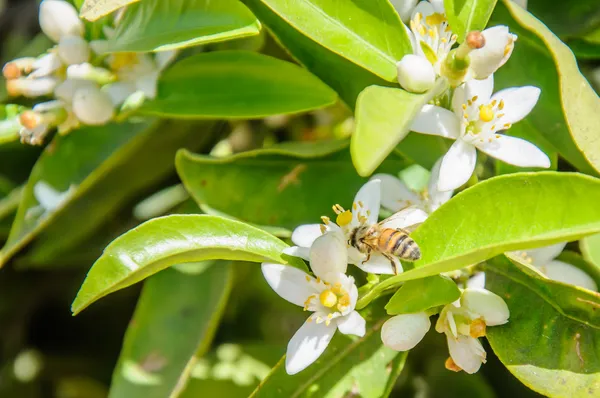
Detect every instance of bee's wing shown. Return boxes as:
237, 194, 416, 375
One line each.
378, 208, 426, 233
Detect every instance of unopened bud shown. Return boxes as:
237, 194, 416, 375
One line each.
396, 54, 436, 93
7, 77, 58, 97
58, 35, 90, 65
19, 111, 43, 130
3, 63, 21, 79
466, 31, 486, 49
72, 86, 115, 125
39, 0, 84, 43
3, 58, 36, 79
29, 53, 62, 78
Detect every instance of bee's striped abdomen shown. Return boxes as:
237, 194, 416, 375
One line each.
378, 229, 421, 261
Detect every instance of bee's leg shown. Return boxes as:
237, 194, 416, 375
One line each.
383, 253, 399, 275
362, 249, 372, 264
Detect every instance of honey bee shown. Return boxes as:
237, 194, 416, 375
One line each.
348, 212, 422, 275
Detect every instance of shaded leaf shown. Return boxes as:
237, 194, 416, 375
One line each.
107, 0, 261, 52
139, 51, 337, 119
108, 263, 233, 398
71, 215, 304, 314
525, 0, 600, 38
385, 275, 460, 315
581, 233, 600, 269
486, 255, 600, 397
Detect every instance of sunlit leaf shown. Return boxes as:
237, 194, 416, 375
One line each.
385, 275, 460, 315
581, 233, 600, 270
444, 0, 498, 42
71, 215, 305, 315
80, 0, 139, 21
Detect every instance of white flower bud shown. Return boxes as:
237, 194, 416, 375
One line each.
381, 313, 431, 351
7, 77, 58, 97
39, 0, 85, 43
390, 0, 418, 22
2, 58, 36, 79
29, 53, 63, 78
58, 35, 90, 65
469, 26, 517, 79
396, 54, 436, 93
55, 79, 96, 103
541, 260, 598, 292
72, 86, 115, 125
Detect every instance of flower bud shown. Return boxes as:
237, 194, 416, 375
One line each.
39, 0, 85, 43
541, 260, 598, 291
396, 54, 435, 93
58, 35, 90, 65
72, 85, 115, 125
67, 63, 116, 85
3, 58, 36, 79
55, 79, 96, 103
29, 53, 62, 78
469, 26, 517, 79
7, 77, 58, 97
381, 313, 431, 351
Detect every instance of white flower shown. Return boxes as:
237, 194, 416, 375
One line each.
285, 180, 428, 275
411, 75, 550, 191
381, 288, 509, 374
510, 243, 597, 291
72, 85, 115, 125
39, 0, 84, 43
372, 157, 452, 215
468, 26, 517, 80
6, 77, 58, 98
262, 233, 365, 375
57, 35, 90, 66
396, 54, 436, 93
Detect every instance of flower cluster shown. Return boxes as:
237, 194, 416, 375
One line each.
2, 0, 174, 145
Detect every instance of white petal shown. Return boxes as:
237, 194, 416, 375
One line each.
102, 82, 137, 106
261, 263, 316, 307
381, 207, 428, 230
464, 75, 494, 104
286, 320, 336, 375
291, 224, 323, 248
521, 242, 567, 266
491, 86, 540, 125
54, 79, 96, 103
470, 26, 516, 79
336, 311, 366, 337
451, 83, 466, 116
72, 86, 115, 125
461, 288, 509, 326
353, 252, 398, 275
467, 272, 486, 289
155, 50, 178, 71
309, 231, 348, 280
57, 35, 90, 65
437, 140, 477, 192
427, 157, 453, 212
540, 260, 598, 291
390, 0, 418, 21
381, 313, 430, 351
29, 53, 62, 78
353, 179, 381, 225
374, 173, 422, 212
429, 0, 445, 13
411, 105, 460, 139
411, 1, 435, 19
39, 0, 84, 42
136, 70, 160, 99
447, 335, 485, 374
33, 181, 70, 210
282, 246, 311, 261
89, 40, 109, 55
476, 134, 550, 168
396, 54, 435, 93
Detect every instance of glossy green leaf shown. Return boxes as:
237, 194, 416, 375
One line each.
1, 120, 219, 268
486, 255, 600, 397
581, 233, 600, 269
525, 0, 600, 38
139, 51, 337, 119
80, 0, 139, 21
71, 215, 304, 315
357, 172, 600, 307
567, 38, 600, 60
444, 0, 498, 42
241, 0, 393, 110
176, 140, 409, 229
491, 1, 600, 175
250, 318, 405, 398
352, 85, 431, 177
108, 262, 233, 398
251, 0, 411, 81
385, 275, 460, 315
106, 0, 260, 52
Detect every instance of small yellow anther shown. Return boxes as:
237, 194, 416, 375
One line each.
445, 357, 462, 372
479, 105, 495, 122
336, 210, 353, 227
498, 100, 505, 110
321, 216, 331, 225
470, 318, 487, 338
425, 12, 445, 26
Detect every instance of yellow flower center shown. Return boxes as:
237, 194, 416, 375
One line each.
319, 290, 338, 308
479, 104, 495, 122
336, 210, 352, 226
110, 52, 139, 70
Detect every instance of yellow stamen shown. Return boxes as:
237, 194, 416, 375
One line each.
470, 318, 487, 338
336, 210, 352, 226
425, 12, 445, 26
479, 105, 495, 122
498, 100, 505, 110
109, 52, 139, 70
320, 216, 330, 225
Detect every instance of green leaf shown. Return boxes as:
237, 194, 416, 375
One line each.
352, 85, 431, 177
486, 255, 600, 397
80, 0, 139, 21
525, 0, 600, 39
250, 0, 411, 81
108, 262, 233, 398
1, 120, 219, 268
491, 1, 600, 175
176, 140, 409, 229
71, 215, 304, 315
138, 51, 337, 119
250, 318, 405, 398
385, 275, 460, 315
241, 0, 393, 110
444, 0, 498, 42
358, 172, 600, 306
106, 0, 261, 52
581, 233, 600, 269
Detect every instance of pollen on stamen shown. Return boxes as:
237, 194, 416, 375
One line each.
472, 96, 478, 102
352, 202, 357, 210
498, 100, 505, 110
321, 216, 331, 225
462, 104, 467, 110
491, 99, 497, 106
358, 200, 364, 208
319, 224, 326, 234
503, 123, 512, 129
